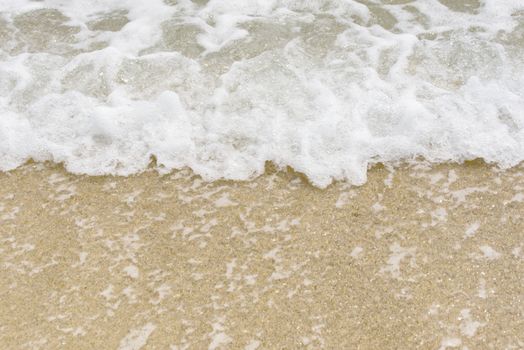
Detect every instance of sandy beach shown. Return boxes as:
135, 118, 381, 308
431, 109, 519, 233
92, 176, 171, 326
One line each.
0, 162, 522, 349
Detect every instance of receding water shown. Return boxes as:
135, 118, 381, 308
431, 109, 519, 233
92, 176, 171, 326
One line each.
0, 0, 523, 186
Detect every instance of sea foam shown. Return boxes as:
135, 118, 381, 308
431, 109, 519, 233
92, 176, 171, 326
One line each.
0, 0, 523, 187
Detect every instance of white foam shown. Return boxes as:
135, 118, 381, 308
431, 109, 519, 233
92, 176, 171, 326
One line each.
124, 264, 139, 279
350, 246, 363, 259
479, 245, 501, 260
459, 309, 484, 338
244, 340, 261, 350
118, 323, 156, 350
1, 0, 523, 187
439, 337, 461, 350
380, 243, 416, 279
464, 222, 480, 238
208, 318, 232, 350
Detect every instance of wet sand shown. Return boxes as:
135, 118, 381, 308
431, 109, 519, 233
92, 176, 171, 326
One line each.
0, 162, 523, 349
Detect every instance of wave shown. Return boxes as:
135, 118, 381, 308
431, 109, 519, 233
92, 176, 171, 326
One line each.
0, 0, 523, 187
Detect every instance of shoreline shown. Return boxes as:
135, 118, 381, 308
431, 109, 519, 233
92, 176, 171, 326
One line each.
1, 161, 523, 349
1, 157, 520, 188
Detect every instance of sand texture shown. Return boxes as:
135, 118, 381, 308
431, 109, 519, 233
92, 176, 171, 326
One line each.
0, 162, 523, 349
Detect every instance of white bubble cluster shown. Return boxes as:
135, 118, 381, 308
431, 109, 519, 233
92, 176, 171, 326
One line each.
0, 0, 523, 186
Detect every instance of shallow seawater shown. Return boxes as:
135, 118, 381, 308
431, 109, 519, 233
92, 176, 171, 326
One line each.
0, 162, 523, 348
0, 0, 523, 186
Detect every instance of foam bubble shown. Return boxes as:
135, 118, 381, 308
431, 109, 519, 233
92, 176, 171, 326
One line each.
0, 0, 523, 187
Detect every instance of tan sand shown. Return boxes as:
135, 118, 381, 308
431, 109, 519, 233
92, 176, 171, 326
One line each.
0, 161, 523, 349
